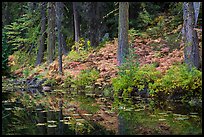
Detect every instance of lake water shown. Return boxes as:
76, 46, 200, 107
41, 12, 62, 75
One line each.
2, 78, 202, 135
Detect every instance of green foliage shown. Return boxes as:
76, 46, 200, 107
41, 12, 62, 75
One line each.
112, 64, 161, 98
128, 28, 138, 43
132, 65, 161, 91
4, 12, 40, 51
63, 69, 100, 93
168, 2, 183, 18
78, 97, 100, 114
22, 68, 30, 78
73, 69, 100, 91
63, 74, 74, 89
137, 8, 152, 29
146, 15, 165, 38
4, 7, 40, 70
149, 64, 202, 99
11, 50, 36, 71
66, 36, 74, 51
2, 30, 12, 75
66, 50, 90, 62
72, 38, 92, 51
113, 57, 201, 104
112, 47, 140, 102
131, 2, 162, 31
65, 38, 94, 62
43, 78, 57, 86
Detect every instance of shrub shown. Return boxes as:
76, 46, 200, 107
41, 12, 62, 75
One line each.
10, 50, 36, 72
113, 60, 202, 104
149, 64, 202, 100
43, 78, 57, 86
72, 69, 100, 92
112, 64, 161, 99
71, 38, 92, 51
63, 74, 74, 89
66, 50, 90, 62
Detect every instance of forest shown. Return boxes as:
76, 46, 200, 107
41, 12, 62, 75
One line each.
2, 2, 202, 135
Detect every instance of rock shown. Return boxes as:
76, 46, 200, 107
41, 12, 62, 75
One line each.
42, 86, 52, 91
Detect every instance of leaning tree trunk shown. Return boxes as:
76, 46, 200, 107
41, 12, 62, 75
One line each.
56, 2, 63, 74
47, 2, 56, 64
36, 2, 47, 66
117, 2, 129, 66
182, 2, 200, 70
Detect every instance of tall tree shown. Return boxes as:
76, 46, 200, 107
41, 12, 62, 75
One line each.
61, 33, 68, 55
60, 3, 68, 55
73, 2, 80, 52
182, 2, 200, 69
117, 3, 129, 135
36, 2, 47, 66
56, 2, 63, 74
47, 2, 56, 64
117, 2, 129, 66
73, 2, 80, 43
88, 2, 100, 47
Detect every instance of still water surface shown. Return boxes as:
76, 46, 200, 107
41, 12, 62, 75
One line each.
2, 79, 202, 135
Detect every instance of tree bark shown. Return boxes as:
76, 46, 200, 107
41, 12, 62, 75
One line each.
35, 2, 47, 66
88, 2, 100, 47
73, 2, 80, 43
193, 2, 200, 26
118, 2, 129, 66
56, 2, 63, 74
61, 33, 68, 55
183, 2, 200, 69
47, 2, 56, 64
60, 3, 68, 55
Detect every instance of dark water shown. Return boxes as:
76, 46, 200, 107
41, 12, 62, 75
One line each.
2, 91, 115, 135
2, 79, 202, 135
117, 97, 202, 135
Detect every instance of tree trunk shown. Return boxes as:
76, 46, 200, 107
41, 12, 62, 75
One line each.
61, 33, 68, 55
47, 2, 56, 64
60, 3, 68, 55
56, 2, 63, 74
193, 2, 200, 26
73, 2, 80, 52
183, 2, 200, 70
88, 2, 100, 47
118, 2, 129, 66
35, 2, 47, 66
73, 2, 80, 43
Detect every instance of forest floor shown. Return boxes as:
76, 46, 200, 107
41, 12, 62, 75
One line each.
9, 27, 202, 134
12, 36, 186, 86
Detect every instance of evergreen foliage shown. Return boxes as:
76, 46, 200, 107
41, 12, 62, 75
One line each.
2, 30, 12, 75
